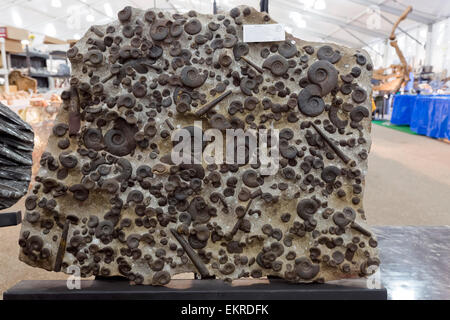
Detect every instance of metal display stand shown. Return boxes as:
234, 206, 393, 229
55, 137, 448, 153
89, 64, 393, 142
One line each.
0, 211, 22, 228
4, 278, 386, 300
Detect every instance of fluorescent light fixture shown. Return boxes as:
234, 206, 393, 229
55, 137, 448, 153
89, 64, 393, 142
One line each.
314, 0, 327, 10
104, 3, 114, 18
51, 0, 62, 8
301, 0, 315, 9
21, 39, 30, 46
12, 10, 23, 27
289, 12, 306, 29
73, 34, 81, 40
45, 23, 57, 37
86, 14, 95, 22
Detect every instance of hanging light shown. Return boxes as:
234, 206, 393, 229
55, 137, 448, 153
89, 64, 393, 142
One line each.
314, 0, 327, 10
12, 9, 23, 27
301, 0, 315, 9
289, 12, 306, 29
51, 0, 62, 8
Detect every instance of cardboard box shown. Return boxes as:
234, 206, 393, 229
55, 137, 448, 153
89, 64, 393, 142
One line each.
1, 25, 29, 41
44, 35, 66, 45
0, 85, 18, 93
4, 39, 23, 53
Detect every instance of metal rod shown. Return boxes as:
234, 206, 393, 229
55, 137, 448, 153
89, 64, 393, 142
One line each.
170, 229, 210, 278
343, 29, 383, 57
195, 90, 232, 117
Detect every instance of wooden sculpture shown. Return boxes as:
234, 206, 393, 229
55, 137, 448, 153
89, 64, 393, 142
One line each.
373, 6, 413, 93
9, 70, 37, 93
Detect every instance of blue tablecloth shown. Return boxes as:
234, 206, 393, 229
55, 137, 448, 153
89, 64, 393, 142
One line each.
391, 95, 418, 125
390, 94, 450, 139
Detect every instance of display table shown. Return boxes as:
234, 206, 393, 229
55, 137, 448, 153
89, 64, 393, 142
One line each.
4, 226, 449, 300
390, 94, 450, 139
410, 96, 450, 139
390, 94, 419, 125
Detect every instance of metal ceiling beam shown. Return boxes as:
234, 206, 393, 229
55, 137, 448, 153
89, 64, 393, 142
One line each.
277, 0, 386, 38
346, 0, 438, 24
322, 0, 388, 42
0, 0, 29, 12
343, 29, 382, 55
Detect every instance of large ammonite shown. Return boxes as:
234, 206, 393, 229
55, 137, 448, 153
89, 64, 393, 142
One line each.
103, 118, 138, 156
307, 60, 338, 96
297, 85, 325, 117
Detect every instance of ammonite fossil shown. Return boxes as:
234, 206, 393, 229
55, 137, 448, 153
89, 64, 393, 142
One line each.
18, 6, 379, 285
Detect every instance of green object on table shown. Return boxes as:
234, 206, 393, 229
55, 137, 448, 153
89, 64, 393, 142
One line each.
372, 120, 418, 135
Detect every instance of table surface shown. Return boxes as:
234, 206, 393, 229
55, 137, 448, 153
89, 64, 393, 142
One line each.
390, 95, 450, 140
372, 226, 450, 300
4, 226, 450, 300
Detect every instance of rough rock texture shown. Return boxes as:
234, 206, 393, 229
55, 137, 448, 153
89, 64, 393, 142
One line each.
18, 6, 379, 285
0, 102, 34, 210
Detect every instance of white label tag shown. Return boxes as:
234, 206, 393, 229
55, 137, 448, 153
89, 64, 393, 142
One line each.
243, 24, 285, 43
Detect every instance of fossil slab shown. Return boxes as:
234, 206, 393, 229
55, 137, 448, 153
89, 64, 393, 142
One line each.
18, 6, 379, 285
0, 102, 34, 210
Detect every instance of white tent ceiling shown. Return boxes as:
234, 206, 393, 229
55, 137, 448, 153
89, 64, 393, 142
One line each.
0, 0, 449, 48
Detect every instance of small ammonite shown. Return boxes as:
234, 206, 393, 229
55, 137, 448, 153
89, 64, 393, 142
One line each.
180, 66, 207, 88
317, 45, 341, 64
262, 55, 289, 76
278, 40, 297, 58
321, 166, 341, 183
297, 198, 319, 221
184, 18, 202, 35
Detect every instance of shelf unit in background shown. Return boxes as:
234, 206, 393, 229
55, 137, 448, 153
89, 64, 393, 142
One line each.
0, 38, 9, 93
9, 46, 50, 89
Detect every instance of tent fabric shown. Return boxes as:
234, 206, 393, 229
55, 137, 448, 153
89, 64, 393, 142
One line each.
391, 94, 450, 139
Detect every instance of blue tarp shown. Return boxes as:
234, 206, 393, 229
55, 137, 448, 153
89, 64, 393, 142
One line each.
390, 94, 450, 140
391, 95, 418, 125
410, 95, 450, 140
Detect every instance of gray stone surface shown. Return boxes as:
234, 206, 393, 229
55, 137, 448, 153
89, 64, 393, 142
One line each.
18, 6, 378, 285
